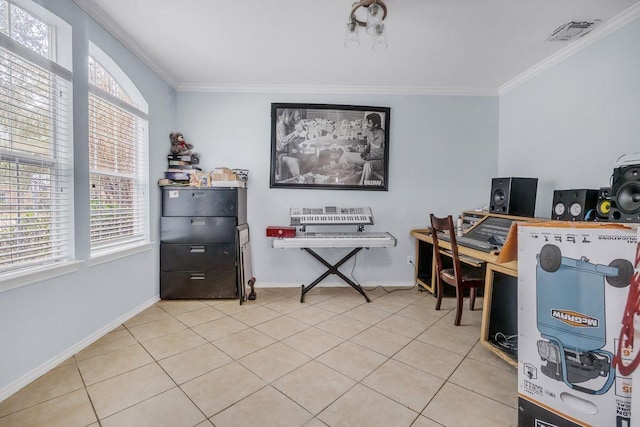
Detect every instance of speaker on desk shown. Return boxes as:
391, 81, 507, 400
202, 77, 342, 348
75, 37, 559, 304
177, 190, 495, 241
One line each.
596, 187, 612, 221
610, 166, 640, 223
489, 177, 538, 217
551, 189, 598, 221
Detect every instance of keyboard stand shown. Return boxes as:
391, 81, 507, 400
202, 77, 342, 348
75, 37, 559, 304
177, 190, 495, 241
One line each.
300, 247, 371, 303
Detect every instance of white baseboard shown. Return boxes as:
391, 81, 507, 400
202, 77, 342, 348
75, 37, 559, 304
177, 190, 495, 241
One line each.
0, 295, 159, 402
1, 281, 416, 401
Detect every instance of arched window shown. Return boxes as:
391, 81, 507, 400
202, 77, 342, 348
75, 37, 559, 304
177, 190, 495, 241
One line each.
88, 44, 148, 255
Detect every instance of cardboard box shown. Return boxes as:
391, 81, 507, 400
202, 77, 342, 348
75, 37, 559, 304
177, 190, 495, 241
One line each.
211, 173, 238, 181
517, 222, 638, 427
212, 167, 232, 174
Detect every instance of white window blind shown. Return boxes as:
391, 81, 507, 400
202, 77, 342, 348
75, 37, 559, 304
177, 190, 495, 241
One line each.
88, 55, 148, 254
0, 1, 73, 275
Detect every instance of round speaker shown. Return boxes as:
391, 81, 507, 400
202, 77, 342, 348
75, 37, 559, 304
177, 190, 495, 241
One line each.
623, 167, 640, 181
553, 202, 566, 217
616, 182, 640, 214
493, 189, 505, 206
569, 202, 583, 218
597, 199, 611, 217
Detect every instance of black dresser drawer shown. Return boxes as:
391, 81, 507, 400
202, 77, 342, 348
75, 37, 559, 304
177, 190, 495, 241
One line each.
160, 217, 237, 243
162, 188, 246, 220
160, 244, 235, 272
159, 186, 247, 300
160, 271, 237, 299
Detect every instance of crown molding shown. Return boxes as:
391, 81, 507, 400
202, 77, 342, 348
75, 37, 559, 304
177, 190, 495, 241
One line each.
75, 0, 638, 98
498, 3, 640, 95
71, 0, 495, 97
177, 83, 498, 97
72, 0, 178, 89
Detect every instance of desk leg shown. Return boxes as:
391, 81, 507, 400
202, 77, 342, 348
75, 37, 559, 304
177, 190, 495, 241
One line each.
480, 264, 518, 368
300, 247, 370, 303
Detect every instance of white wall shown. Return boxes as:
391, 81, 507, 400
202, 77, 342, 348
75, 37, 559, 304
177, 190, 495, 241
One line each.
177, 92, 499, 287
0, 0, 176, 397
499, 19, 640, 218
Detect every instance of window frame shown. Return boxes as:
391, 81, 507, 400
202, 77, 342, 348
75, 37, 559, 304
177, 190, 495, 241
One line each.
87, 43, 150, 261
0, 0, 77, 291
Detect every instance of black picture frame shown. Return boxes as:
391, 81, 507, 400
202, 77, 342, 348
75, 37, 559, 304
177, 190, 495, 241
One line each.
270, 103, 390, 191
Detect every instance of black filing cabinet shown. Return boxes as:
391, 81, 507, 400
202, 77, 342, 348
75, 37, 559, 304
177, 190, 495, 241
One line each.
160, 187, 247, 299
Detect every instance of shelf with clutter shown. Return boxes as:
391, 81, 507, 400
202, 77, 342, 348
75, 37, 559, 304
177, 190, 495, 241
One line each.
158, 132, 248, 188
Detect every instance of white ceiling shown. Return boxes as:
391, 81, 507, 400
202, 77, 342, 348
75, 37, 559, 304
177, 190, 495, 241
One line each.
78, 0, 640, 94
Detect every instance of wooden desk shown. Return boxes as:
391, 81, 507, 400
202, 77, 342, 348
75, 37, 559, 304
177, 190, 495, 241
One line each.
410, 228, 517, 290
410, 213, 532, 368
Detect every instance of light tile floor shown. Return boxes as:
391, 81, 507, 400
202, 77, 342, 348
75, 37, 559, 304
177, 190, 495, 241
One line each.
0, 286, 518, 427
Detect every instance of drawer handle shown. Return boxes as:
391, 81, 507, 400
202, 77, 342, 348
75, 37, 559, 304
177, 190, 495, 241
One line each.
191, 218, 205, 225
192, 192, 206, 198
190, 273, 205, 280
190, 246, 205, 253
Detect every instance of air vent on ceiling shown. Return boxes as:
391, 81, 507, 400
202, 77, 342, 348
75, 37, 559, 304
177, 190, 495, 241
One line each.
546, 20, 601, 41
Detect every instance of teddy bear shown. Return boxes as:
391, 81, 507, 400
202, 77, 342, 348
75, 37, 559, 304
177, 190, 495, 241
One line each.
169, 132, 193, 156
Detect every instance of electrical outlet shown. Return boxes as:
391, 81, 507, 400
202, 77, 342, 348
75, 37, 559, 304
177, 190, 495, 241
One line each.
407, 255, 414, 265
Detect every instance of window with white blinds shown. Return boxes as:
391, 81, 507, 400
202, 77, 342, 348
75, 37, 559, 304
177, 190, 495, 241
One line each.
0, 1, 73, 275
88, 54, 148, 255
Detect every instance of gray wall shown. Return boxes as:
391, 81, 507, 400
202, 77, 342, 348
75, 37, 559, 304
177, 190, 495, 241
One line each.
177, 92, 498, 286
0, 0, 176, 397
499, 19, 640, 218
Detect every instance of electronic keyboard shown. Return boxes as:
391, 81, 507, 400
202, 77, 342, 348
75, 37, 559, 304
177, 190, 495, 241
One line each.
289, 206, 374, 226
272, 232, 396, 248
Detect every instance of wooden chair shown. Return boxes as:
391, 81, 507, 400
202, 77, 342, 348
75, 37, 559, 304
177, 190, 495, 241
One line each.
430, 214, 486, 326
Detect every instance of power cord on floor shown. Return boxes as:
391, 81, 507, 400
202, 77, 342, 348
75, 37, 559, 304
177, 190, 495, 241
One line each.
494, 332, 518, 351
362, 257, 419, 294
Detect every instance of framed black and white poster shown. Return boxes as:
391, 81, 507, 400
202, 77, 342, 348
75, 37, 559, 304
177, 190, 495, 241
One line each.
270, 103, 390, 191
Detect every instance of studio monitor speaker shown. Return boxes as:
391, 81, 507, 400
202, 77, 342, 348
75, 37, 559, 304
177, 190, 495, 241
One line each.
551, 189, 598, 221
596, 187, 612, 221
610, 166, 640, 223
489, 177, 538, 217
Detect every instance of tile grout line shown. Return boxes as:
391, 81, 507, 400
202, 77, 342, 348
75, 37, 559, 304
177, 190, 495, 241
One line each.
0, 288, 516, 426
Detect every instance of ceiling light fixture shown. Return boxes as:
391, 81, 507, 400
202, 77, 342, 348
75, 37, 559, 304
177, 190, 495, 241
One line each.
344, 0, 388, 51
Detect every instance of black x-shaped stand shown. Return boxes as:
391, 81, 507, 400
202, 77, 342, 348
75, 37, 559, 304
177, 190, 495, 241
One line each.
299, 247, 371, 303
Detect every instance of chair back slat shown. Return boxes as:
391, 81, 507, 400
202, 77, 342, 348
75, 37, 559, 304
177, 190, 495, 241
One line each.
430, 213, 486, 325
430, 214, 463, 283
